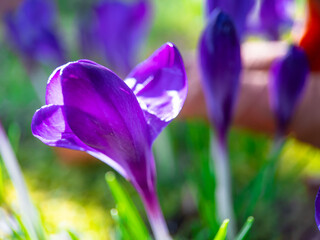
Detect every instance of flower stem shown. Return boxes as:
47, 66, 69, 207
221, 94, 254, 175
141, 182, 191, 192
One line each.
28, 67, 47, 104
211, 133, 236, 239
141, 188, 171, 240
0, 121, 45, 240
261, 133, 285, 200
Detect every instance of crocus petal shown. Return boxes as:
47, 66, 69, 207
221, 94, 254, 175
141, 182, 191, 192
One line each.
199, 10, 241, 142
269, 45, 309, 134
94, 0, 151, 75
125, 43, 187, 141
59, 60, 154, 186
4, 0, 65, 66
45, 60, 99, 105
31, 104, 127, 178
45, 65, 64, 105
315, 188, 320, 231
206, 0, 255, 38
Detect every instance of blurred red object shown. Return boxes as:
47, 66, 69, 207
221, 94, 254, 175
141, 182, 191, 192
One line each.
299, 0, 320, 72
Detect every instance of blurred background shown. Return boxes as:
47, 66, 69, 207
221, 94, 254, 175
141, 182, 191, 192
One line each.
1, 0, 320, 239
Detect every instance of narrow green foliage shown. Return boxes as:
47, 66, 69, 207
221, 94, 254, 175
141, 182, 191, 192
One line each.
213, 219, 229, 240
12, 212, 32, 240
9, 226, 25, 240
67, 230, 80, 240
242, 139, 285, 217
185, 121, 220, 234
235, 216, 254, 240
0, 161, 5, 204
7, 123, 21, 153
105, 172, 150, 240
110, 208, 132, 240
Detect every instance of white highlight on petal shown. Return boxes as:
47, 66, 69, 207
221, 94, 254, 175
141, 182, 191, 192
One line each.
124, 77, 137, 89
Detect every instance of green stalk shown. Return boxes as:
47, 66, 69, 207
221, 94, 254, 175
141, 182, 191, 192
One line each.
211, 133, 236, 239
0, 121, 45, 240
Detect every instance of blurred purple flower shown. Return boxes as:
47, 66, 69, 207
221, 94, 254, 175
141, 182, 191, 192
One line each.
78, 0, 151, 76
250, 0, 294, 40
206, 0, 255, 39
269, 45, 309, 136
315, 188, 320, 231
199, 10, 241, 144
3, 0, 65, 68
31, 43, 187, 239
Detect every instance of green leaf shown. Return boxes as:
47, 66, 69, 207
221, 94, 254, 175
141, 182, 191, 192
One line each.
0, 160, 5, 204
7, 123, 21, 153
235, 216, 254, 240
242, 139, 285, 217
105, 172, 150, 240
12, 211, 31, 240
110, 208, 132, 240
213, 219, 229, 240
67, 230, 80, 240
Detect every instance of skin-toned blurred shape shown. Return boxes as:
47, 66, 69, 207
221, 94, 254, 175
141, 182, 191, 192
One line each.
181, 41, 320, 148
299, 0, 320, 71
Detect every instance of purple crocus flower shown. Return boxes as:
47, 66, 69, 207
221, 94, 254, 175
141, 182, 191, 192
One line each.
251, 0, 294, 40
315, 188, 320, 231
199, 10, 242, 144
269, 45, 309, 137
78, 0, 151, 77
3, 0, 65, 68
31, 42, 187, 240
206, 0, 255, 39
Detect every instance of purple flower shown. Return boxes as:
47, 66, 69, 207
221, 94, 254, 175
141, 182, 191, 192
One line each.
315, 188, 320, 231
269, 45, 309, 136
250, 0, 294, 40
4, 0, 65, 67
78, 0, 151, 76
206, 0, 255, 39
31, 43, 187, 239
199, 10, 242, 144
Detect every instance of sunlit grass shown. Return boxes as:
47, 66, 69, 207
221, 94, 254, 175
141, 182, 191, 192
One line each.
5, 180, 112, 239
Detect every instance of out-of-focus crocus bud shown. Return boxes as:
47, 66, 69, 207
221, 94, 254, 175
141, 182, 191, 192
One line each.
206, 0, 255, 39
78, 0, 152, 77
3, 0, 65, 68
269, 45, 309, 137
199, 9, 242, 144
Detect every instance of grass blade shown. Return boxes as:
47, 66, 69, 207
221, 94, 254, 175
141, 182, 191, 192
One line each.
213, 219, 229, 240
235, 216, 254, 240
0, 122, 46, 240
105, 172, 150, 240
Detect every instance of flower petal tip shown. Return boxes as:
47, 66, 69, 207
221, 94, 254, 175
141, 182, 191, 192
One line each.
315, 187, 320, 231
